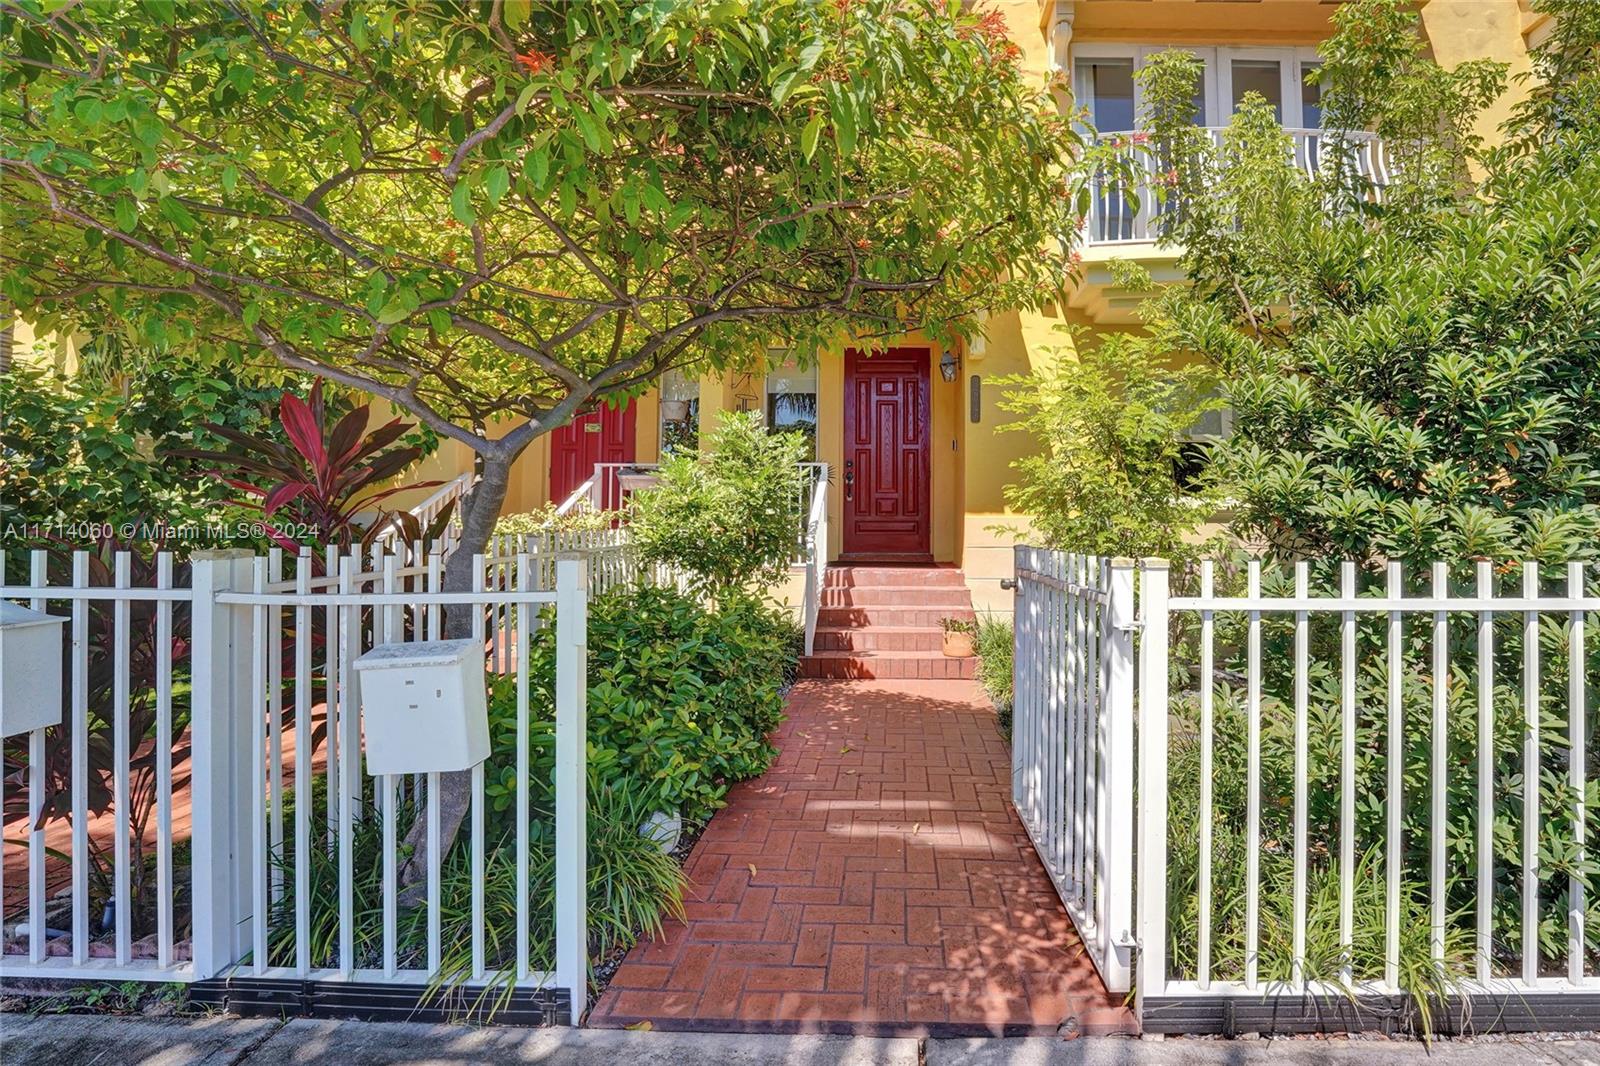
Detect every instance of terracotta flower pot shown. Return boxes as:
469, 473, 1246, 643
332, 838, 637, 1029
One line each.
942, 631, 974, 658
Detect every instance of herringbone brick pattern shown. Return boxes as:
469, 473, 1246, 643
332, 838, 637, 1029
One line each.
586, 678, 1133, 1036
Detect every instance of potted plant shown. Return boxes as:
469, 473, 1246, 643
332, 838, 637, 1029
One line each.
940, 617, 977, 658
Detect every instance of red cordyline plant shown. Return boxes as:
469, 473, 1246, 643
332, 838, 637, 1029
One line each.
176, 380, 453, 555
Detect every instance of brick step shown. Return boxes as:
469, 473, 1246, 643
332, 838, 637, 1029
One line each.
824, 567, 967, 588
798, 651, 978, 680
811, 625, 945, 652
816, 606, 977, 629
819, 585, 973, 608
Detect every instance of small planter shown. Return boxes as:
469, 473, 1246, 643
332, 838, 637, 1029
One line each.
940, 617, 977, 659
942, 630, 975, 658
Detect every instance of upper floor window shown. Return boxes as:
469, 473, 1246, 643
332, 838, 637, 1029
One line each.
1073, 45, 1325, 132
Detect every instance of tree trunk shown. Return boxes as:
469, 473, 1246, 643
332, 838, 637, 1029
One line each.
398, 452, 513, 901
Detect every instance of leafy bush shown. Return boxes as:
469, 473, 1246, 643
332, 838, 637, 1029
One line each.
0, 362, 278, 541
494, 504, 611, 539
175, 379, 449, 553
484, 583, 795, 826
1128, 0, 1600, 563
995, 328, 1222, 565
627, 411, 810, 599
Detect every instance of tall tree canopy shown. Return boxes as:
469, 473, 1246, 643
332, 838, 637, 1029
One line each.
2, 0, 1080, 569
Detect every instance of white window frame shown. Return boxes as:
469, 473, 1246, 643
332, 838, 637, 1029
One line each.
1072, 44, 1323, 131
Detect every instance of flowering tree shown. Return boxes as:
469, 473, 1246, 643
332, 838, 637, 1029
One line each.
2, 0, 1080, 579
2, 0, 1082, 876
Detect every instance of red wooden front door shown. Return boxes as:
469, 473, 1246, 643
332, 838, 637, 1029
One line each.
842, 347, 931, 558
548, 399, 637, 508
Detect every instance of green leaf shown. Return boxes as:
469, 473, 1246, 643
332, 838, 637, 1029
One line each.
801, 113, 823, 162
451, 180, 475, 225
771, 68, 802, 107
523, 146, 550, 187
376, 297, 411, 325
158, 196, 197, 232
113, 197, 138, 232
485, 164, 510, 207
221, 165, 239, 194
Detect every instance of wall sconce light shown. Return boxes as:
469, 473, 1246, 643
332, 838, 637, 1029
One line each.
939, 349, 960, 383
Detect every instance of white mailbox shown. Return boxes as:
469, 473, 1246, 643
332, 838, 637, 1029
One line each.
1, 602, 67, 737
353, 639, 490, 775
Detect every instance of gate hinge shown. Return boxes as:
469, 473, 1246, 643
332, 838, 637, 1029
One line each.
1113, 619, 1144, 633
1115, 930, 1141, 949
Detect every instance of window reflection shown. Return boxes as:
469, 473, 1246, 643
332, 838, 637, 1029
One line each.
765, 362, 817, 458
659, 368, 699, 454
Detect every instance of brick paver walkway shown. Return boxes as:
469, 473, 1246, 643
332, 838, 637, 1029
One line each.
587, 678, 1134, 1037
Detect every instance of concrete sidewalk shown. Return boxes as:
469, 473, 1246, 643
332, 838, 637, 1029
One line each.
2, 1015, 1597, 1066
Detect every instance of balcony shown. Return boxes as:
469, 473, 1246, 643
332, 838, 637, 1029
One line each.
1071, 127, 1388, 323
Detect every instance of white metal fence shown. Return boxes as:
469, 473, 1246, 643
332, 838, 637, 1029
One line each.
1011, 548, 1135, 993
0, 536, 634, 1023
1012, 549, 1600, 1029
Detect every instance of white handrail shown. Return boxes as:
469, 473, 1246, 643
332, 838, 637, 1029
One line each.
1084, 127, 1387, 246
554, 476, 597, 517
801, 467, 829, 656
371, 471, 472, 549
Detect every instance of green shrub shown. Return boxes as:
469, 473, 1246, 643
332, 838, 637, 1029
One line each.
0, 362, 278, 541
484, 583, 795, 826
994, 329, 1223, 566
627, 411, 810, 599
494, 504, 611, 538
974, 615, 1013, 713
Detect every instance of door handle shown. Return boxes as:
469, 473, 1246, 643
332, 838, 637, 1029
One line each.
843, 469, 854, 501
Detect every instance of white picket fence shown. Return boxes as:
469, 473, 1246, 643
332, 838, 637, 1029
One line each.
0, 533, 634, 1023
1012, 548, 1600, 1029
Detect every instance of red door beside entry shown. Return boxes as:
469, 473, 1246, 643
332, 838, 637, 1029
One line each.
842, 347, 931, 559
548, 399, 637, 508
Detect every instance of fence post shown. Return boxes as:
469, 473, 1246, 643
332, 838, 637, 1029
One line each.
188, 550, 257, 980
1135, 558, 1170, 1019
555, 554, 589, 1025
1102, 558, 1137, 994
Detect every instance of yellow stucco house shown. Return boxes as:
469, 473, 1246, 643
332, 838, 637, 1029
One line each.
400, 0, 1550, 616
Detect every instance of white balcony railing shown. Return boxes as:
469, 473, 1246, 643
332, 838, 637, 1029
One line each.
1084, 127, 1389, 246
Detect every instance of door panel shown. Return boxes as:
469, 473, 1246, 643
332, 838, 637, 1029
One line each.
842, 348, 930, 557
548, 399, 637, 508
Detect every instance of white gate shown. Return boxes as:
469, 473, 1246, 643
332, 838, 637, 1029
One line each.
1012, 548, 1600, 1032
1010, 547, 1136, 993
